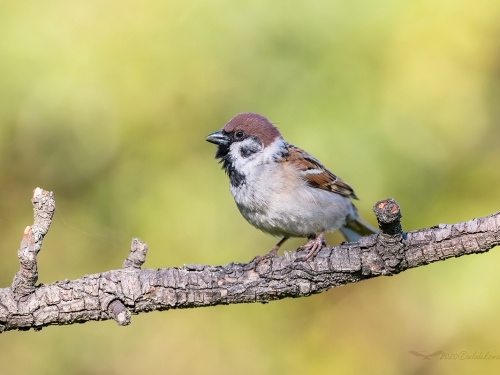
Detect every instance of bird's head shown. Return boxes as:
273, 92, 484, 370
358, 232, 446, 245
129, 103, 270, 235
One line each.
205, 112, 283, 186
206, 112, 282, 159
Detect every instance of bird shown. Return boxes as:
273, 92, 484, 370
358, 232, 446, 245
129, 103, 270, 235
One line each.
206, 112, 377, 260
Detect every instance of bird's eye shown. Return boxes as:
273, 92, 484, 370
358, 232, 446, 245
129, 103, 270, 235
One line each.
235, 131, 244, 139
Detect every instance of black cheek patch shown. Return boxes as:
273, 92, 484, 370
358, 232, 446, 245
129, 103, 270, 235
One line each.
240, 147, 257, 158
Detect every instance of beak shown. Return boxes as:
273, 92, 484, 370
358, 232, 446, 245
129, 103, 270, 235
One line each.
205, 130, 229, 145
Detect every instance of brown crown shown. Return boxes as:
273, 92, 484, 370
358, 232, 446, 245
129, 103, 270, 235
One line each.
222, 112, 282, 147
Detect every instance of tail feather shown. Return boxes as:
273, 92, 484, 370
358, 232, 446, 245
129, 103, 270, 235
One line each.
339, 214, 378, 243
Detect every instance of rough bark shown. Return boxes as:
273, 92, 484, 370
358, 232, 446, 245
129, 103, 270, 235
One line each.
0, 189, 498, 334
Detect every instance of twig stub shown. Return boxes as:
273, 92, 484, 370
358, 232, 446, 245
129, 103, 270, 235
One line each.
108, 300, 131, 326
11, 188, 55, 298
373, 198, 403, 236
122, 238, 148, 270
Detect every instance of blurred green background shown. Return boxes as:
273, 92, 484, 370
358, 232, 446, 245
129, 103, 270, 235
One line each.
1, 0, 500, 374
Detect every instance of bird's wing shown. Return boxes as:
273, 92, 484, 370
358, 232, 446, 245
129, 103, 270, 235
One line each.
278, 143, 358, 199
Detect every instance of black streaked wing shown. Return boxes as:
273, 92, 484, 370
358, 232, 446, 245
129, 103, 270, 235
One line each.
278, 143, 358, 199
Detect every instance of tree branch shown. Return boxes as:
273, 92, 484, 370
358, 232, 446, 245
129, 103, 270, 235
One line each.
0, 188, 498, 333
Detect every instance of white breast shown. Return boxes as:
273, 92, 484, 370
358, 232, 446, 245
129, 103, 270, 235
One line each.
229, 139, 353, 238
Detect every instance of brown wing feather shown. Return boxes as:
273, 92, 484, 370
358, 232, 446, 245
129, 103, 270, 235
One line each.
280, 143, 358, 199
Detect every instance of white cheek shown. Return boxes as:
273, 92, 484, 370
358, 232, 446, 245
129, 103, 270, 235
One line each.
228, 140, 263, 171
229, 137, 287, 205
230, 138, 285, 167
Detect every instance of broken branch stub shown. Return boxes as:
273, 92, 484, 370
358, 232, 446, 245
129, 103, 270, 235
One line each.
11, 188, 55, 298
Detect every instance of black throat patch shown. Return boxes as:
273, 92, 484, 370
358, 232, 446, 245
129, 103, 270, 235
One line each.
215, 144, 246, 188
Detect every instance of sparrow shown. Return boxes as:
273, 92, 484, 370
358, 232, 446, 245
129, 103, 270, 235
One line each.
206, 112, 377, 260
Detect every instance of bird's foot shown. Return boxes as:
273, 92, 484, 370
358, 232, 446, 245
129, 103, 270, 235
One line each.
251, 237, 289, 263
299, 231, 326, 261
252, 247, 279, 263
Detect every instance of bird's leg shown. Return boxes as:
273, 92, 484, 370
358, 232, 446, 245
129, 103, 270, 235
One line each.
253, 237, 289, 262
300, 231, 326, 260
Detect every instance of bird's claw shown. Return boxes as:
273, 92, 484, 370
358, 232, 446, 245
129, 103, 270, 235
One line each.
299, 233, 326, 261
252, 251, 278, 263
251, 245, 280, 263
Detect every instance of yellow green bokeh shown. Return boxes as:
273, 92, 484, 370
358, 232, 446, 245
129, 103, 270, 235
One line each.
1, 0, 500, 374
